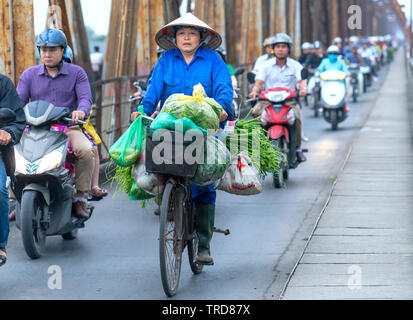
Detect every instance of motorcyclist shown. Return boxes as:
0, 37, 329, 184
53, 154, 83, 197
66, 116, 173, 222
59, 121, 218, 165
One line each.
62, 44, 108, 200
251, 37, 275, 75
345, 44, 363, 65
317, 45, 349, 75
333, 37, 344, 57
17, 28, 94, 219
299, 42, 314, 65
130, 13, 233, 266
303, 41, 326, 72
249, 33, 308, 163
216, 46, 238, 90
358, 40, 378, 79
0, 74, 26, 267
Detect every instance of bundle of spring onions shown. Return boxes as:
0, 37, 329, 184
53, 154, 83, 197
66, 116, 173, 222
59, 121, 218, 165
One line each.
225, 110, 283, 178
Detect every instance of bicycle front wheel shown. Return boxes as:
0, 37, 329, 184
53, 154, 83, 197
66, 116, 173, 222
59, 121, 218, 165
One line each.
159, 182, 185, 297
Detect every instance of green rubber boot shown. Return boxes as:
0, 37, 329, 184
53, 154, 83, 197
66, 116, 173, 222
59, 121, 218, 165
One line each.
195, 203, 215, 265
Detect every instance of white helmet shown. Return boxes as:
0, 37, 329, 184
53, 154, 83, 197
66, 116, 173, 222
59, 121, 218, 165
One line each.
327, 45, 340, 54
333, 37, 342, 44
301, 42, 314, 50
349, 36, 358, 43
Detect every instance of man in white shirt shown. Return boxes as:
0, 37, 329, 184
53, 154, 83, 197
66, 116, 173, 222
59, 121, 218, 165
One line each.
90, 46, 104, 81
249, 33, 308, 163
251, 37, 275, 75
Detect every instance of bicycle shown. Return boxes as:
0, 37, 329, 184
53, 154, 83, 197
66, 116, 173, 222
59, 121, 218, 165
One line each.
143, 119, 205, 297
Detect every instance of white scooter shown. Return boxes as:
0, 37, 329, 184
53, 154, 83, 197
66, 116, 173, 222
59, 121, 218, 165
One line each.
320, 70, 349, 131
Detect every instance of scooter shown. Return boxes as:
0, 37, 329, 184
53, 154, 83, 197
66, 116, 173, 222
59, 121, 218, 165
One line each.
360, 58, 373, 91
347, 63, 360, 103
257, 87, 304, 188
12, 100, 94, 259
319, 70, 349, 131
231, 67, 246, 120
306, 68, 322, 117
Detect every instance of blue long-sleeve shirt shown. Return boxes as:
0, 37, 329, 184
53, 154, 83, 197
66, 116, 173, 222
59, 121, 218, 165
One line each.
141, 47, 234, 126
317, 58, 349, 74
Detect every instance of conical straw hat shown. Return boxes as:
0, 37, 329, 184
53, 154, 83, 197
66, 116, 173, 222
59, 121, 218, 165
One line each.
155, 12, 222, 50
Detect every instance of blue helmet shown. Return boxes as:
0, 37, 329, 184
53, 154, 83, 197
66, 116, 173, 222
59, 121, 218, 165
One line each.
36, 28, 67, 49
63, 45, 73, 63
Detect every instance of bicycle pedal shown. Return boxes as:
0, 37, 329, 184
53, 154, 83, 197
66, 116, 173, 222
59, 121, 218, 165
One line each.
213, 227, 230, 236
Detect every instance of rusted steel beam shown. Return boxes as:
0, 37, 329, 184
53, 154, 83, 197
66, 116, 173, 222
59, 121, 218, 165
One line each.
0, 0, 35, 85
137, 0, 164, 76
194, 0, 226, 48
300, 0, 312, 42
104, 0, 140, 79
237, 0, 262, 65
12, 0, 35, 84
65, 0, 92, 77
0, 0, 15, 80
164, 0, 181, 22
47, 0, 74, 52
327, 0, 339, 43
269, 0, 286, 35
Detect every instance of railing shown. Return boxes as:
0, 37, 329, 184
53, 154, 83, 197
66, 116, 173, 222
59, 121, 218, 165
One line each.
91, 62, 255, 163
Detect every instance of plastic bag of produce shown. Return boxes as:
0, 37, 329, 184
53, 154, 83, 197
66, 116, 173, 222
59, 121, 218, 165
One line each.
192, 135, 231, 186
129, 182, 155, 201
132, 153, 166, 197
109, 116, 145, 167
161, 84, 224, 133
150, 112, 207, 135
218, 152, 262, 196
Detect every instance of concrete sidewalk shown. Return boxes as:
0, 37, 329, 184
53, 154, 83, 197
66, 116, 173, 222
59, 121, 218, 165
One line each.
282, 49, 413, 300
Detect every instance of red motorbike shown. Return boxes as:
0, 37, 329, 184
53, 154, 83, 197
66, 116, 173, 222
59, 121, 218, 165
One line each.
257, 87, 304, 188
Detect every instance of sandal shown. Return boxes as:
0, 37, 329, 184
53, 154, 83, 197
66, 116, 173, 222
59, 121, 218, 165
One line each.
0, 247, 6, 267
90, 186, 108, 200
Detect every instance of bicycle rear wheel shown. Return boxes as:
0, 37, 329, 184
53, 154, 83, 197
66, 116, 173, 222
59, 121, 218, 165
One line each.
159, 182, 185, 297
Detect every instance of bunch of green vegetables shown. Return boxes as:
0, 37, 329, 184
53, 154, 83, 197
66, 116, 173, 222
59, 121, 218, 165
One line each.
225, 111, 283, 178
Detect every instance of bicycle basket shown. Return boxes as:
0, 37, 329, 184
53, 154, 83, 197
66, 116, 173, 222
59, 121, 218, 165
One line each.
145, 127, 205, 178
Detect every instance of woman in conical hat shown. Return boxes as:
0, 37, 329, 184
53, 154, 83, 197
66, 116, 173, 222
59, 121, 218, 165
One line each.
131, 13, 234, 266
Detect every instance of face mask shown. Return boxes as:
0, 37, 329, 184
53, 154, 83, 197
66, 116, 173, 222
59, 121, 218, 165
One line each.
328, 54, 338, 63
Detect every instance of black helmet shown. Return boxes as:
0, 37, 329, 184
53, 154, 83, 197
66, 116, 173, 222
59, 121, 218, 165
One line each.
36, 28, 67, 49
216, 46, 226, 57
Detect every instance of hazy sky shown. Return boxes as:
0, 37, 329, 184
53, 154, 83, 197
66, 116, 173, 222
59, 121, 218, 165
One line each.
33, 0, 410, 36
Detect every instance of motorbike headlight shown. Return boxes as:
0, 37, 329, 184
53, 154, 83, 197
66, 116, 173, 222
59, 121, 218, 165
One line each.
36, 149, 64, 174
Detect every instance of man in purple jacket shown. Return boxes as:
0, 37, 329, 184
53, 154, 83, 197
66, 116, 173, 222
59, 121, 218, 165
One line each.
17, 29, 94, 218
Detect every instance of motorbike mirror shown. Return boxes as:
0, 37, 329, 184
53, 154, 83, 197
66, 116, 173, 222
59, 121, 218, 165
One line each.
0, 108, 16, 124
138, 81, 147, 91
247, 72, 256, 84
301, 68, 309, 80
234, 67, 245, 77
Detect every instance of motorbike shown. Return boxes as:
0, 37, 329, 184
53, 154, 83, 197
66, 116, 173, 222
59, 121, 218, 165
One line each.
256, 87, 306, 188
129, 80, 147, 110
360, 58, 373, 91
319, 70, 349, 131
347, 63, 362, 103
231, 67, 245, 120
12, 100, 94, 259
306, 68, 322, 117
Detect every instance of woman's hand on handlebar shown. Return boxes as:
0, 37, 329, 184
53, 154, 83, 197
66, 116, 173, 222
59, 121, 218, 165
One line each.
131, 111, 142, 122
131, 110, 159, 122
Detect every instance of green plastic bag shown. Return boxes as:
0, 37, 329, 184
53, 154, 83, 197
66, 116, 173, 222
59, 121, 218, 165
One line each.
150, 112, 207, 135
192, 136, 231, 186
109, 116, 146, 167
129, 182, 155, 201
161, 84, 223, 133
